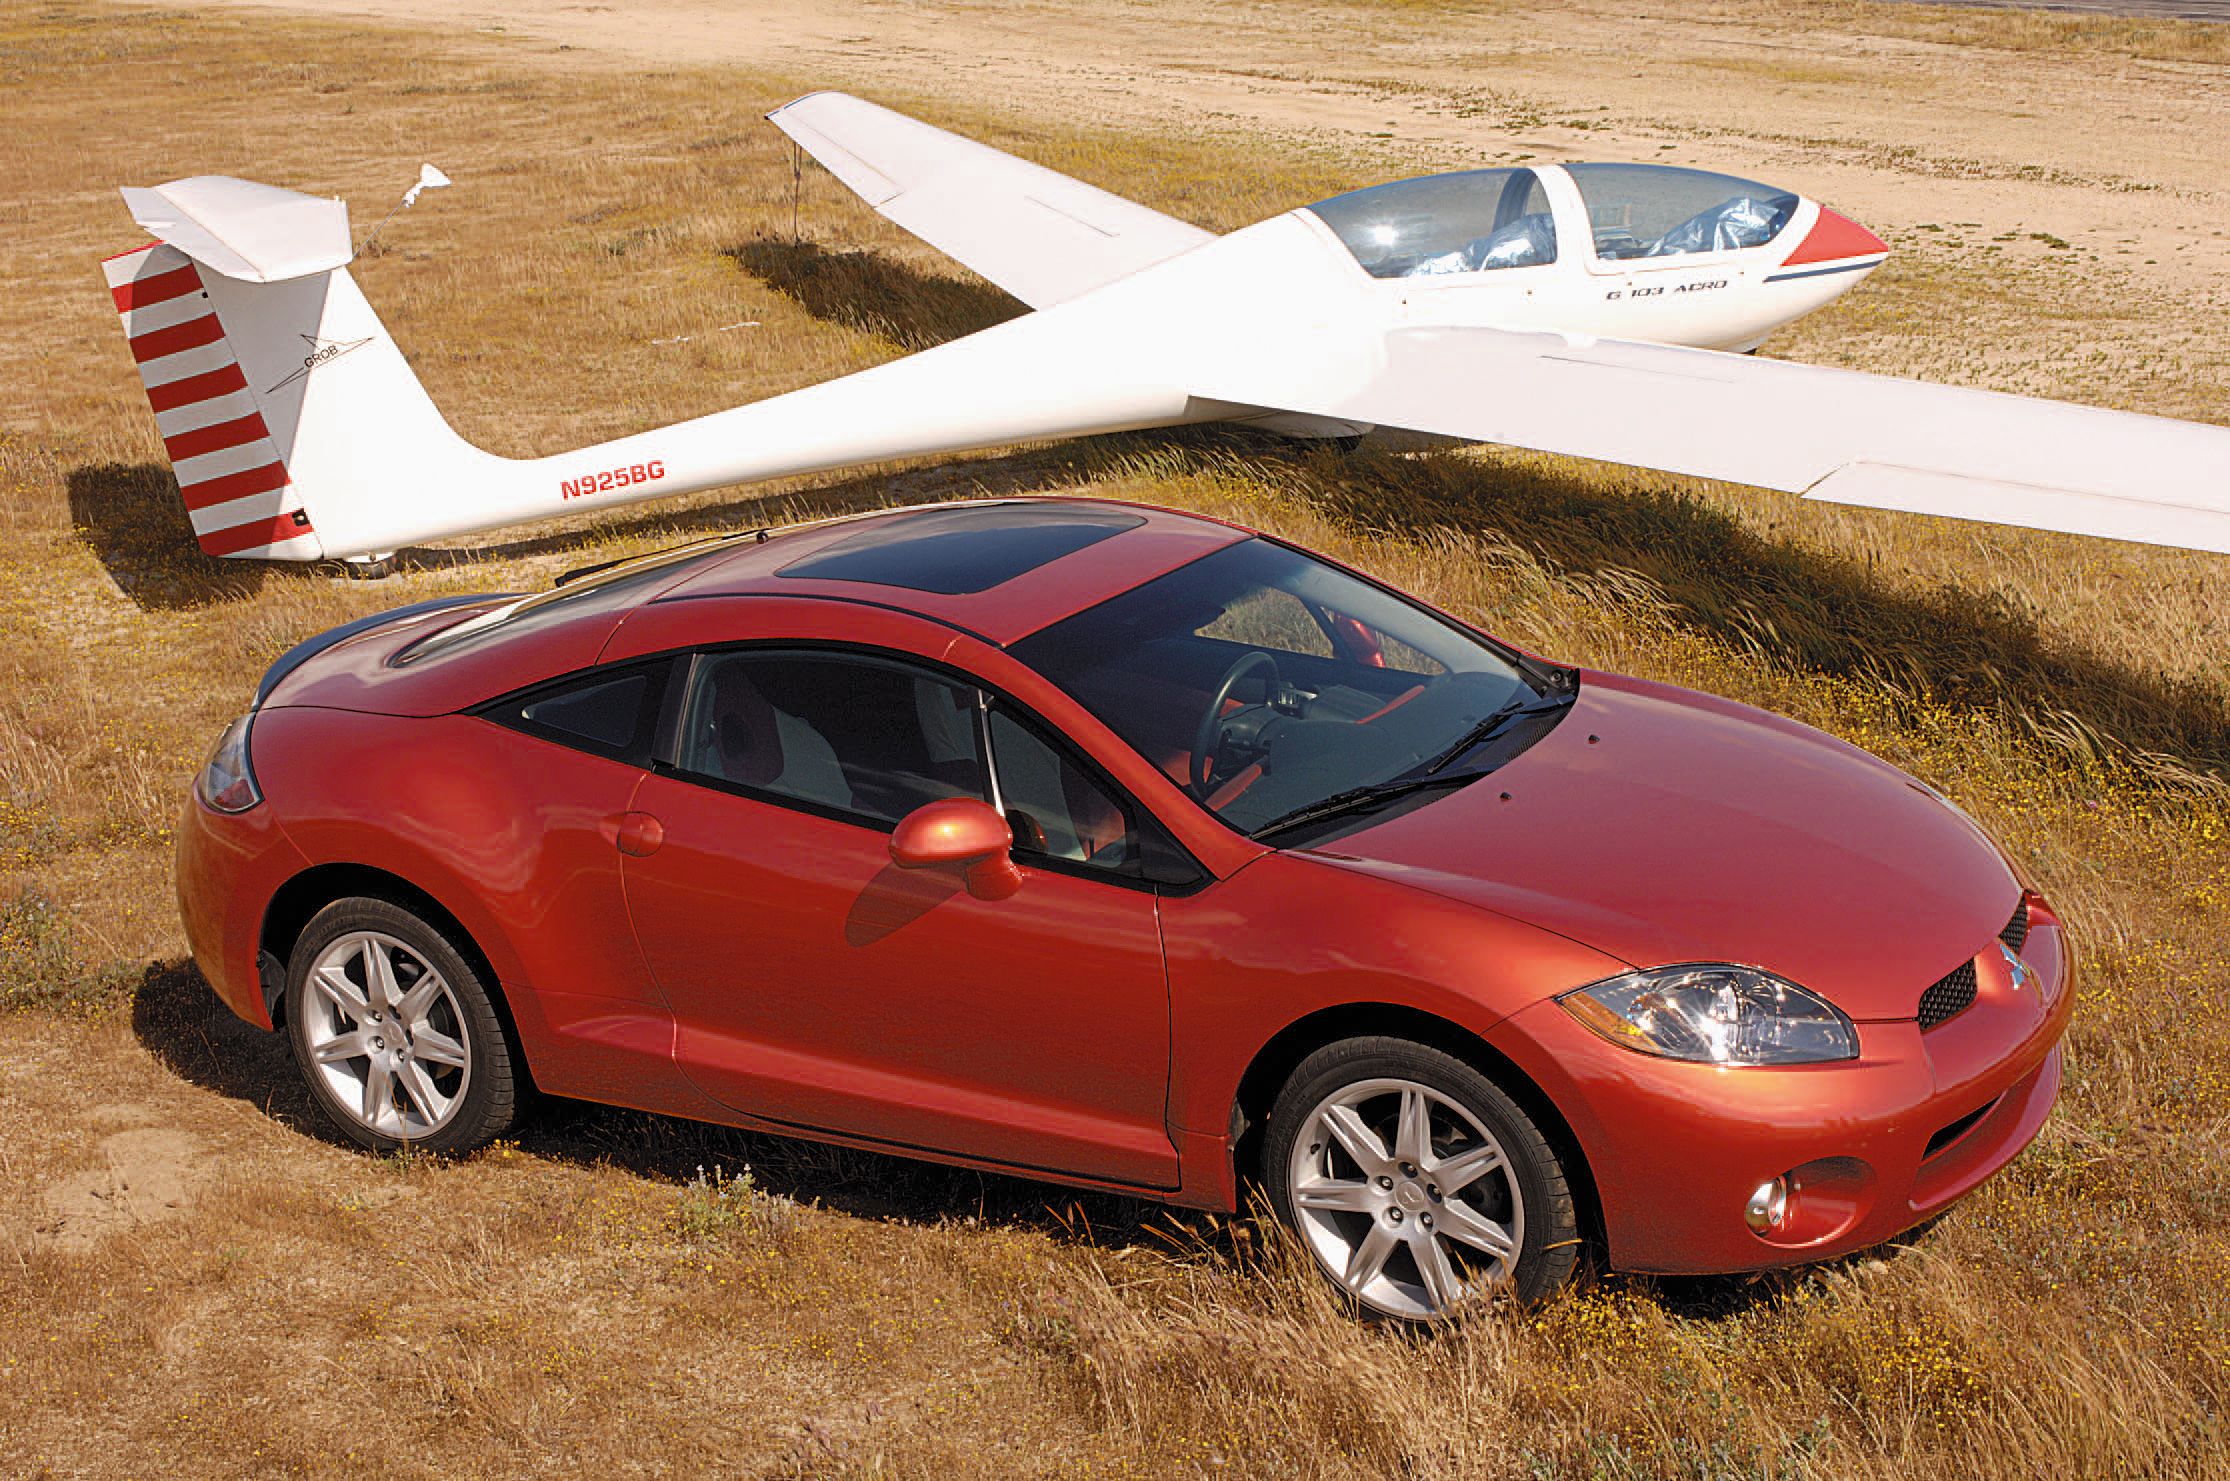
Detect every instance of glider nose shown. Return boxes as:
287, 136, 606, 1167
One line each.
1782, 204, 1890, 267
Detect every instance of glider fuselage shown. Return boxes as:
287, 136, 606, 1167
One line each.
439, 168, 1888, 554
105, 154, 1888, 562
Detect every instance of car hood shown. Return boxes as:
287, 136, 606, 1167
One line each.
1306, 672, 2019, 1021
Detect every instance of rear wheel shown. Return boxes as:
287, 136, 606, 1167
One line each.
1263, 1036, 1578, 1320
284, 897, 520, 1154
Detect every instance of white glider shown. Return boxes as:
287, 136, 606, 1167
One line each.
102, 91, 2230, 566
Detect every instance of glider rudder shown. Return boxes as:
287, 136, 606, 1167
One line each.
104, 242, 322, 560
106, 176, 503, 563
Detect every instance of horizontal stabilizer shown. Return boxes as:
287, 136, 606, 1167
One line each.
767, 91, 1213, 308
121, 176, 352, 283
1192, 325, 2230, 555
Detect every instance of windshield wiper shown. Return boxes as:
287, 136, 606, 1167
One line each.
1251, 772, 1476, 842
1249, 682, 1579, 842
1417, 688, 1575, 777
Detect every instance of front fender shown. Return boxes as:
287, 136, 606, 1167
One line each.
1159, 850, 1626, 1205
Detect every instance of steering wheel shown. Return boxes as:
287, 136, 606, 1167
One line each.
1191, 651, 1281, 799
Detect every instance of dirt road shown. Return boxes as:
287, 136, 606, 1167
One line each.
1894, 1, 2226, 20
135, 0, 2230, 304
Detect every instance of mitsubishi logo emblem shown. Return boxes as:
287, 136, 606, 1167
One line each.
1999, 941, 2033, 992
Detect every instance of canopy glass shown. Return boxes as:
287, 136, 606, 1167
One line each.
1565, 164, 1799, 261
1309, 168, 1558, 279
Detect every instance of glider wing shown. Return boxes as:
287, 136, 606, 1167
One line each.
1191, 325, 2230, 555
766, 91, 1214, 309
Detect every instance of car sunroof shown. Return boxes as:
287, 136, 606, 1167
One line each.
775, 504, 1145, 595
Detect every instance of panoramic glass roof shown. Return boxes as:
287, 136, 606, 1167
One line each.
776, 504, 1145, 595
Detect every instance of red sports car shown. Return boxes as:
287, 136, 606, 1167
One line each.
177, 498, 2071, 1319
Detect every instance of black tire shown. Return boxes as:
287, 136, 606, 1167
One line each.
284, 896, 521, 1154
1262, 1036, 1579, 1319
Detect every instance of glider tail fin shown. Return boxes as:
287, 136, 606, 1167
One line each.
104, 242, 328, 560
105, 178, 499, 561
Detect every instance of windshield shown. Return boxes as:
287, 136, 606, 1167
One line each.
1010, 539, 1561, 836
1566, 164, 1798, 262
1309, 169, 1558, 279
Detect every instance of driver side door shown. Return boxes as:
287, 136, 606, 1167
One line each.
620, 645, 1181, 1190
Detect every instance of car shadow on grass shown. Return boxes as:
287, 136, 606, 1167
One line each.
127, 955, 1177, 1246
128, 956, 1947, 1317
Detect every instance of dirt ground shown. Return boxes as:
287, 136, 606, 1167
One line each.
4, 0, 2229, 1476
1899, 1, 2227, 20
146, 0, 2230, 279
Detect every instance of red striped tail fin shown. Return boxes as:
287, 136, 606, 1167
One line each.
102, 243, 322, 560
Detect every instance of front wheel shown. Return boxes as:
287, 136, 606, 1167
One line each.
1263, 1036, 1578, 1320
285, 896, 521, 1154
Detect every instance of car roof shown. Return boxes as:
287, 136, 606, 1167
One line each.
261, 498, 1250, 718
649, 496, 1250, 646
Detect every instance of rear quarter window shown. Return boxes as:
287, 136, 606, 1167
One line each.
487, 663, 668, 763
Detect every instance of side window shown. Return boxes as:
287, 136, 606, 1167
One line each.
989, 708, 1137, 874
495, 664, 663, 761
675, 650, 986, 826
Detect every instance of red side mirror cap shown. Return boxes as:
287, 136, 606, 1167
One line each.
889, 797, 1023, 901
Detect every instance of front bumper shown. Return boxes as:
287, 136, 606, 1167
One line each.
1486, 897, 2074, 1274
175, 790, 311, 1031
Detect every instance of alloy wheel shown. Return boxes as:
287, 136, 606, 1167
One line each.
300, 930, 474, 1140
1285, 1076, 1524, 1319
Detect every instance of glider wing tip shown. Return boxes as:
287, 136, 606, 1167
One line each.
767, 89, 849, 120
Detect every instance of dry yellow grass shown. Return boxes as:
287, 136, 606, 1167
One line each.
2, 1, 2228, 1476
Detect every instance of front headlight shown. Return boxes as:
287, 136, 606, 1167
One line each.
194, 714, 262, 814
1559, 965, 1857, 1065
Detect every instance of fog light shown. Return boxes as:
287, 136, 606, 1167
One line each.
1744, 1176, 1790, 1234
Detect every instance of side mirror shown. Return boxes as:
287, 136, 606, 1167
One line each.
889, 797, 1024, 901
1327, 610, 1387, 669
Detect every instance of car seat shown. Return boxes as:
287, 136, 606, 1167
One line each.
698, 661, 854, 812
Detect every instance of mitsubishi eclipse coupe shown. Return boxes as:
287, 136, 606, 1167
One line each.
177, 498, 2072, 1319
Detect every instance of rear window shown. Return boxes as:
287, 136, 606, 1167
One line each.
394, 538, 746, 666
777, 504, 1143, 595
519, 671, 650, 750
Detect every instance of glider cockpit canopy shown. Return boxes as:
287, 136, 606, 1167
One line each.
1310, 168, 1560, 278
1308, 163, 1801, 279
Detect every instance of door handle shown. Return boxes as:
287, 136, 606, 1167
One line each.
606, 810, 665, 858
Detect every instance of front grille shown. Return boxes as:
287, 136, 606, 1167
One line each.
2000, 898, 2031, 954
1918, 902, 2032, 1032
1917, 959, 1977, 1031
